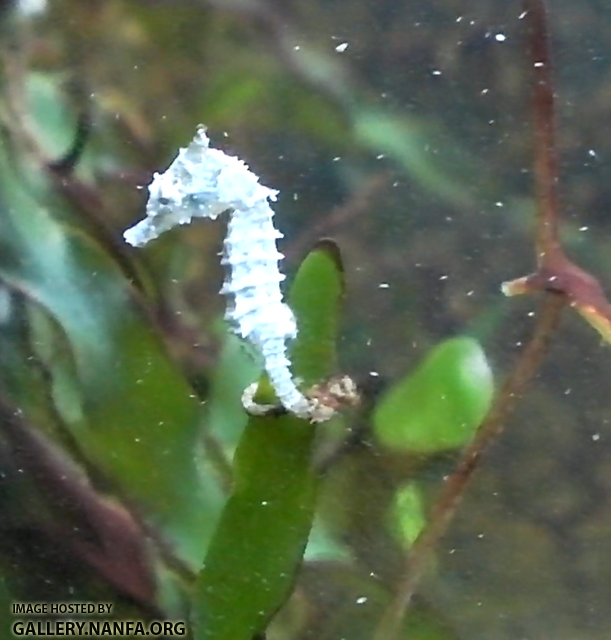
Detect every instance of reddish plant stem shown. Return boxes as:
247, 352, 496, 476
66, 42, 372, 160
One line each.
525, 0, 563, 266
374, 2, 572, 638
372, 294, 564, 640
504, 0, 611, 339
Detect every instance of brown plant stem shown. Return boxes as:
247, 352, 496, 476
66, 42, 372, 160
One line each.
374, 1, 581, 638
526, 0, 562, 266
504, 0, 611, 346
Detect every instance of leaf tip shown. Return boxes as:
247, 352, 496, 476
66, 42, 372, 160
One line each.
311, 238, 344, 275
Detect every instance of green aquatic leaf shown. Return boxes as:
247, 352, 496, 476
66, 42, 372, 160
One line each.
374, 337, 493, 452
0, 81, 213, 566
192, 241, 344, 640
389, 483, 426, 551
289, 239, 343, 384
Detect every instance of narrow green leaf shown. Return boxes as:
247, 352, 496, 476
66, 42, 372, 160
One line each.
373, 337, 493, 452
192, 240, 344, 640
289, 239, 344, 385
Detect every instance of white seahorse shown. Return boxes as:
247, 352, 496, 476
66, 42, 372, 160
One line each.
124, 127, 330, 421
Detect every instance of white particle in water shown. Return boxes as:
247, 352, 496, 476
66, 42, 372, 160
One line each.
592, 433, 601, 441
495, 33, 507, 42
356, 597, 368, 605
335, 42, 349, 53
579, 226, 589, 231
431, 69, 442, 76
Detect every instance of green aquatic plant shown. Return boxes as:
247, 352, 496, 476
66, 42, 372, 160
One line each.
0, 1, 609, 639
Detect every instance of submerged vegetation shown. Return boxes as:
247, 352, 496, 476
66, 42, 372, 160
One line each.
1, 1, 611, 639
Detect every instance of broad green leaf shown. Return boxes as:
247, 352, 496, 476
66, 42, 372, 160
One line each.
0, 80, 213, 566
192, 241, 344, 640
374, 337, 493, 452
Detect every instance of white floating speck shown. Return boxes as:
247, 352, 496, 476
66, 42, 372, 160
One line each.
356, 597, 368, 605
494, 33, 506, 42
335, 42, 349, 53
